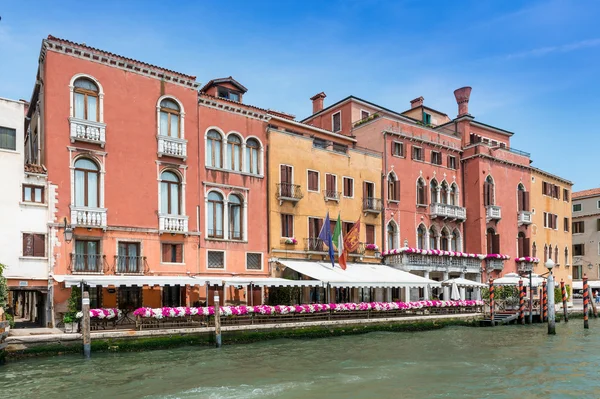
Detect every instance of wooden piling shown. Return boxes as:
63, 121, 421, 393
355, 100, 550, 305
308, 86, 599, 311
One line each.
518, 279, 525, 325
82, 291, 91, 359
547, 273, 556, 335
489, 279, 495, 326
560, 280, 568, 323
542, 281, 548, 323
588, 286, 598, 318
583, 274, 589, 329
214, 295, 222, 347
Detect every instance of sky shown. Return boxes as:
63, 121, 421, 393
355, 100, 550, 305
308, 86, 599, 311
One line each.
0, 0, 598, 190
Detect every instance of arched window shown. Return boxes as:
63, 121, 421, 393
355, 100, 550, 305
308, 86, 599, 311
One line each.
206, 130, 223, 168
160, 171, 180, 215
451, 228, 460, 251
484, 175, 495, 206
440, 182, 449, 205
388, 173, 399, 201
416, 178, 427, 205
227, 134, 242, 171
159, 99, 180, 138
207, 192, 224, 238
387, 222, 398, 250
429, 227, 438, 250
517, 232, 526, 258
487, 228, 499, 254
74, 158, 99, 207
554, 246, 559, 264
228, 194, 243, 240
246, 138, 260, 174
450, 183, 458, 206
440, 229, 450, 251
517, 183, 528, 212
73, 78, 99, 121
430, 179, 438, 204
417, 225, 426, 249
532, 242, 537, 258
564, 247, 569, 266
544, 244, 548, 263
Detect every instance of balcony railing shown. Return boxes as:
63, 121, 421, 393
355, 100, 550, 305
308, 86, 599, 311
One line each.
159, 214, 188, 234
71, 207, 107, 228
485, 258, 505, 272
69, 118, 106, 147
69, 253, 104, 274
276, 183, 303, 205
363, 198, 383, 213
115, 255, 145, 274
517, 261, 534, 273
349, 242, 366, 256
430, 203, 467, 221
518, 210, 533, 225
384, 253, 482, 272
304, 237, 325, 252
323, 190, 341, 202
485, 205, 502, 221
157, 135, 187, 160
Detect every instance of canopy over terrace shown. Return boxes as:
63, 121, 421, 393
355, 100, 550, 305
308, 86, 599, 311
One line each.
572, 281, 600, 290
492, 273, 546, 288
441, 278, 487, 288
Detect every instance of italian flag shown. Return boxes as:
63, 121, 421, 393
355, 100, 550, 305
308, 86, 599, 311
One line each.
332, 213, 347, 270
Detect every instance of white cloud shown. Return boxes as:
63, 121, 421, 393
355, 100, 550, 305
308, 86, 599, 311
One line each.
504, 38, 600, 60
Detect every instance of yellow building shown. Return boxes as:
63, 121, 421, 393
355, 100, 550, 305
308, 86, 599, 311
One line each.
266, 115, 383, 301
530, 167, 573, 288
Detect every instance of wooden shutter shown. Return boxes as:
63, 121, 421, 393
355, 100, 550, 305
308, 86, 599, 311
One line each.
391, 143, 396, 155
518, 191, 523, 211
492, 234, 500, 254
162, 244, 172, 263
23, 233, 33, 256
523, 191, 530, 211
517, 236, 524, 258
483, 183, 490, 206
175, 244, 183, 263
363, 181, 367, 201
394, 180, 401, 202
523, 238, 530, 257
33, 234, 45, 257
366, 225, 375, 244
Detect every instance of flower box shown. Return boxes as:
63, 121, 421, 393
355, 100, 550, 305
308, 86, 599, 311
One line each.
365, 244, 379, 251
284, 238, 298, 245
382, 247, 510, 260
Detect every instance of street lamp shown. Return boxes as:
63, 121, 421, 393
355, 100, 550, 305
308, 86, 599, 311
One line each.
545, 258, 556, 335
63, 217, 73, 243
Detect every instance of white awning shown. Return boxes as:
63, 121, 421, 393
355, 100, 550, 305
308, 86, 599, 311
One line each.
442, 277, 487, 288
572, 281, 600, 290
279, 260, 440, 288
493, 273, 546, 288
222, 277, 322, 287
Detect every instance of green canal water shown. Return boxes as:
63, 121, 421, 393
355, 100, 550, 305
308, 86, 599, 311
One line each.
3, 321, 600, 398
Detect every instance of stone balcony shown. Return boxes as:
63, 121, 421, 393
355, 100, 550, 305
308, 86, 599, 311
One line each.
157, 136, 187, 160
159, 214, 188, 234
485, 258, 505, 272
485, 205, 502, 222
69, 118, 106, 147
384, 252, 482, 273
518, 210, 533, 225
71, 206, 107, 229
430, 203, 466, 221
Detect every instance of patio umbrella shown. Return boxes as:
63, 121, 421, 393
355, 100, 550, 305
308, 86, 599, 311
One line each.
451, 282, 461, 300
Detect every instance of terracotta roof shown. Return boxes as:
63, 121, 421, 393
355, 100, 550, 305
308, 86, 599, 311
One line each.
199, 93, 271, 115
46, 35, 197, 81
573, 188, 600, 199
199, 77, 248, 93
24, 164, 47, 174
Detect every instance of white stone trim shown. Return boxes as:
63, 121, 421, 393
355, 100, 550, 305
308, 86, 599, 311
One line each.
69, 73, 105, 123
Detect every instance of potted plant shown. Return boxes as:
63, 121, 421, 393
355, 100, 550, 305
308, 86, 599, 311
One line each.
63, 313, 78, 333
365, 243, 379, 251
284, 238, 298, 245
63, 287, 81, 333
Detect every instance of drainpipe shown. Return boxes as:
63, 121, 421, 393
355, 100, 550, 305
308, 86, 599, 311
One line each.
381, 131, 387, 257
196, 94, 201, 275
266, 133, 271, 272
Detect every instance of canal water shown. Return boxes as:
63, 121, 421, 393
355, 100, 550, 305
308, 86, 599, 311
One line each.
3, 320, 600, 398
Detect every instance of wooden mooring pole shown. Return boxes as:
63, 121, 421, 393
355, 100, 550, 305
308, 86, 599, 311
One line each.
542, 281, 548, 323
214, 295, 222, 348
489, 279, 495, 326
583, 275, 589, 329
547, 272, 556, 335
560, 280, 568, 323
82, 291, 91, 359
518, 279, 525, 325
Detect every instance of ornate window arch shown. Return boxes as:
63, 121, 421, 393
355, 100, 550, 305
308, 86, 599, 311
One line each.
207, 190, 224, 238
205, 127, 224, 168
417, 224, 427, 250
429, 225, 439, 250
160, 170, 181, 215
430, 178, 439, 204
451, 228, 461, 251
440, 227, 450, 250
440, 181, 449, 205
484, 175, 495, 206
69, 74, 104, 122
245, 136, 263, 175
228, 193, 244, 240
416, 177, 427, 205
388, 171, 399, 201
450, 182, 459, 206
387, 219, 399, 250
156, 95, 185, 139
226, 133, 243, 171
74, 157, 100, 207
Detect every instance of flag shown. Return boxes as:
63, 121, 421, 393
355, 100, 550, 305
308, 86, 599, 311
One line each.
318, 212, 335, 268
342, 217, 362, 271
332, 213, 346, 270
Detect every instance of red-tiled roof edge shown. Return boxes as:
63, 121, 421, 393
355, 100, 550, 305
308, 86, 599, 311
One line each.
199, 77, 248, 94
199, 93, 271, 116
573, 188, 600, 199
45, 35, 197, 81
24, 164, 47, 174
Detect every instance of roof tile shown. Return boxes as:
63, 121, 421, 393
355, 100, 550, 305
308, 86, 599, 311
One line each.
573, 188, 600, 199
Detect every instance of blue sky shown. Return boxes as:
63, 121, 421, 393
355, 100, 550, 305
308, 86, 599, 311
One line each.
0, 0, 597, 190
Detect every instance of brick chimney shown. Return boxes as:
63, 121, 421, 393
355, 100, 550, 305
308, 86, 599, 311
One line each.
310, 92, 326, 114
453, 87, 472, 117
410, 96, 424, 109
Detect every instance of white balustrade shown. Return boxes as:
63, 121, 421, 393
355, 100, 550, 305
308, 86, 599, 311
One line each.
518, 211, 533, 225
69, 118, 106, 146
71, 207, 107, 228
157, 136, 187, 159
485, 205, 502, 221
159, 215, 189, 233
430, 203, 467, 220
384, 253, 482, 273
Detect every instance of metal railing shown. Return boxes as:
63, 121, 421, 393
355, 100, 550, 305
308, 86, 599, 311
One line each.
363, 198, 383, 213
304, 237, 325, 252
506, 147, 531, 158
115, 255, 145, 274
323, 190, 341, 201
277, 183, 303, 201
70, 253, 104, 274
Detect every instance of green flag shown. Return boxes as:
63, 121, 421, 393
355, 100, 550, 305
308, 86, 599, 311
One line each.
332, 213, 346, 269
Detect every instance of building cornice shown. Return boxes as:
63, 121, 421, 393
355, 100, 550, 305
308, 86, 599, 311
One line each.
383, 126, 462, 153
198, 96, 270, 122
270, 115, 356, 143
530, 167, 573, 186
460, 152, 530, 170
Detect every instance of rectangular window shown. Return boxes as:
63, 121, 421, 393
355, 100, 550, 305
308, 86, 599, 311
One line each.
332, 143, 348, 154
161, 243, 183, 263
217, 87, 240, 102
366, 224, 375, 244
0, 126, 16, 151
246, 253, 262, 270
597, 200, 600, 209
447, 156, 457, 170
22, 233, 45, 257
117, 242, 141, 273
597, 218, 600, 232
207, 251, 225, 269
573, 203, 582, 212
74, 240, 100, 272
563, 189, 569, 202
412, 146, 423, 161
423, 112, 431, 125
325, 174, 337, 198
564, 217, 569, 232
343, 222, 354, 236
573, 265, 582, 280
22, 185, 44, 203
573, 221, 585, 234
543, 212, 547, 228
573, 244, 585, 256
313, 138, 327, 149
281, 214, 294, 237
343, 177, 354, 198
332, 112, 341, 132
431, 151, 442, 165
392, 142, 404, 157
307, 170, 319, 192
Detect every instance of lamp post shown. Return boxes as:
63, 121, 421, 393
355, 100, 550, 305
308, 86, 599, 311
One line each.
63, 217, 73, 243
545, 258, 556, 335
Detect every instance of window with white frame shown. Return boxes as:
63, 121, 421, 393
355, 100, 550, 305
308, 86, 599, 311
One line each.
73, 78, 99, 122
160, 171, 181, 215
227, 134, 242, 171
246, 138, 260, 174
343, 177, 354, 198
206, 130, 223, 168
228, 194, 243, 240
246, 253, 262, 270
159, 98, 181, 138
74, 158, 99, 208
207, 191, 224, 238
207, 250, 225, 269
